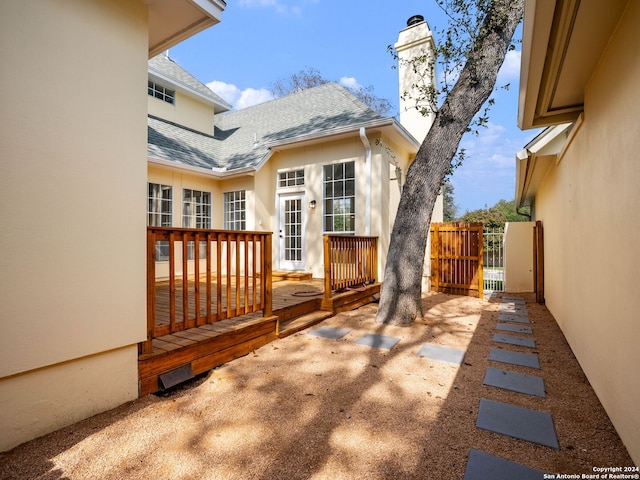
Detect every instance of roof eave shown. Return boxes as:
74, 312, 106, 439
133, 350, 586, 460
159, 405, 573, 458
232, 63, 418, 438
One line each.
518, 0, 628, 130
148, 156, 255, 179
265, 118, 420, 153
515, 122, 573, 209
148, 0, 226, 58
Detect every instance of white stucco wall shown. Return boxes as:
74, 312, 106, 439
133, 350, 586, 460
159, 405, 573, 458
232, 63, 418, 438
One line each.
532, 1, 640, 464
0, 0, 148, 451
504, 222, 534, 293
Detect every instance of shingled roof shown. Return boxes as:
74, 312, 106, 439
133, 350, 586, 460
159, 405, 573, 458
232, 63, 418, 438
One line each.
148, 82, 392, 174
148, 54, 231, 112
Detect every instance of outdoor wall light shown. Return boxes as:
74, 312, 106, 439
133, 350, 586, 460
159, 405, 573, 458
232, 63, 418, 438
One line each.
309, 200, 316, 209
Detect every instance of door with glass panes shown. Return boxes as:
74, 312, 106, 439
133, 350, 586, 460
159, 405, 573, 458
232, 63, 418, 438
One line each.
277, 193, 305, 270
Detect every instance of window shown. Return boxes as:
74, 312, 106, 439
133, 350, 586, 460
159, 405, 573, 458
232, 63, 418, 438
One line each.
223, 190, 246, 230
182, 189, 211, 229
147, 183, 172, 227
323, 161, 355, 233
148, 183, 172, 262
183, 189, 211, 260
148, 80, 175, 105
278, 169, 305, 187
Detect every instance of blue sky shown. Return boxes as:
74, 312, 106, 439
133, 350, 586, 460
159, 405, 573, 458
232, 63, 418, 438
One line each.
170, 0, 540, 215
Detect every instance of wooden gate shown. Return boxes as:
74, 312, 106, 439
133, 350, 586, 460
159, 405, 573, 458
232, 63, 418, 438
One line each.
430, 222, 483, 298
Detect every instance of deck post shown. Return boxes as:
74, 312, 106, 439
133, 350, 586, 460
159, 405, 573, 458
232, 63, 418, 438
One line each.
323, 235, 332, 301
263, 233, 273, 317
142, 229, 155, 355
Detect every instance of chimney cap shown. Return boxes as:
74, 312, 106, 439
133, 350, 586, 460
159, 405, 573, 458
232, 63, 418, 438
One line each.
406, 15, 424, 27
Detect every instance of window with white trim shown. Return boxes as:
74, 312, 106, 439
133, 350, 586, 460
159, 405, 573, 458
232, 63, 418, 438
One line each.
148, 183, 172, 261
182, 189, 211, 229
223, 190, 246, 230
278, 169, 305, 187
323, 161, 355, 233
147, 183, 172, 227
183, 189, 211, 260
148, 80, 175, 105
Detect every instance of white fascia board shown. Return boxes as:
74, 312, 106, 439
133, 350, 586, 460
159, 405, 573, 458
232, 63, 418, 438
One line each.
265, 118, 420, 152
190, 0, 226, 22
524, 123, 572, 155
148, 156, 254, 179
518, 0, 557, 130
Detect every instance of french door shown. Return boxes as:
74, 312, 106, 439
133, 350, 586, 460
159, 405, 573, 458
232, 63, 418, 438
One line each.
278, 193, 305, 271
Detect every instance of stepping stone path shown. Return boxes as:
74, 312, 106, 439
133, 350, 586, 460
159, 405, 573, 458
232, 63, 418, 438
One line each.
306, 326, 350, 340
355, 333, 401, 350
417, 344, 466, 365
305, 295, 560, 476
464, 449, 544, 480
464, 295, 559, 479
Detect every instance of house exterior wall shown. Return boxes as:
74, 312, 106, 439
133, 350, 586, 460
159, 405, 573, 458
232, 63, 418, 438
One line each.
148, 89, 215, 135
532, 2, 640, 464
269, 138, 365, 278
264, 134, 406, 280
0, 0, 148, 451
504, 222, 534, 293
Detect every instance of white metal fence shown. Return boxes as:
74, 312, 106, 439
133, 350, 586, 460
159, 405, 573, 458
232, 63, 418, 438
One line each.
483, 227, 505, 292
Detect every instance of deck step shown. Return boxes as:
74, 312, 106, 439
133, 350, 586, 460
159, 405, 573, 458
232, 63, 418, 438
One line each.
272, 271, 314, 282
278, 310, 333, 338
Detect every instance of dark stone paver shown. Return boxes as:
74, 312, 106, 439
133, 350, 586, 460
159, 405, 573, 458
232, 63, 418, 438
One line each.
493, 333, 536, 348
463, 449, 545, 480
489, 348, 540, 369
355, 333, 400, 350
496, 322, 533, 335
499, 307, 529, 316
307, 327, 350, 340
477, 399, 559, 449
498, 314, 530, 324
483, 367, 546, 397
416, 344, 465, 365
502, 296, 526, 304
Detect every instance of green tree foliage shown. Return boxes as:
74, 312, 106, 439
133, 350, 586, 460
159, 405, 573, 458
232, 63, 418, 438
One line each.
442, 180, 459, 221
460, 199, 529, 228
269, 67, 393, 116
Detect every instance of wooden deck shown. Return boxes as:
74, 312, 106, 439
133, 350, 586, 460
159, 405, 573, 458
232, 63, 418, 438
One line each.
138, 277, 380, 396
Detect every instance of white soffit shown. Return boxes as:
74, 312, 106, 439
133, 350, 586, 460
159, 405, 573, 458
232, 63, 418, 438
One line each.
147, 0, 226, 58
519, 0, 629, 129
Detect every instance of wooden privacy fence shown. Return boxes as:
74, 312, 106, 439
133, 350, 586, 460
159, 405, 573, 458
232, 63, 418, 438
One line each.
323, 234, 378, 300
142, 227, 272, 354
430, 222, 483, 298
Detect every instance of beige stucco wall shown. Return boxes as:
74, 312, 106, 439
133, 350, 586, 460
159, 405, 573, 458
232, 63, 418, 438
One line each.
148, 89, 215, 135
0, 346, 138, 452
532, 1, 640, 464
504, 222, 534, 293
0, 0, 148, 451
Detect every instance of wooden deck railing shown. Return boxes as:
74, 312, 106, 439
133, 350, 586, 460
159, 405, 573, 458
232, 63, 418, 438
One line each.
323, 234, 378, 300
142, 227, 272, 354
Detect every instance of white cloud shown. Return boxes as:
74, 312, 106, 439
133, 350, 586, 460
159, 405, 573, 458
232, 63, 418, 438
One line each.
235, 88, 275, 110
206, 80, 274, 110
339, 76, 362, 90
497, 49, 521, 84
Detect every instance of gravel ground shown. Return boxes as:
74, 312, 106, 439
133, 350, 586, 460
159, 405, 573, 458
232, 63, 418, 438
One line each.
0, 292, 634, 479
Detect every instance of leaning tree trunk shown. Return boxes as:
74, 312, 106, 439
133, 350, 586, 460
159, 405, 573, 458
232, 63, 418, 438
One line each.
376, 0, 524, 326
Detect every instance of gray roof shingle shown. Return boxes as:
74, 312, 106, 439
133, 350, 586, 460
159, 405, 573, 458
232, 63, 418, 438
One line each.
148, 82, 387, 173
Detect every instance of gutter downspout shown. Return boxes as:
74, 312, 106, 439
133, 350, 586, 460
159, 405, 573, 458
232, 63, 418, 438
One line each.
359, 127, 372, 235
